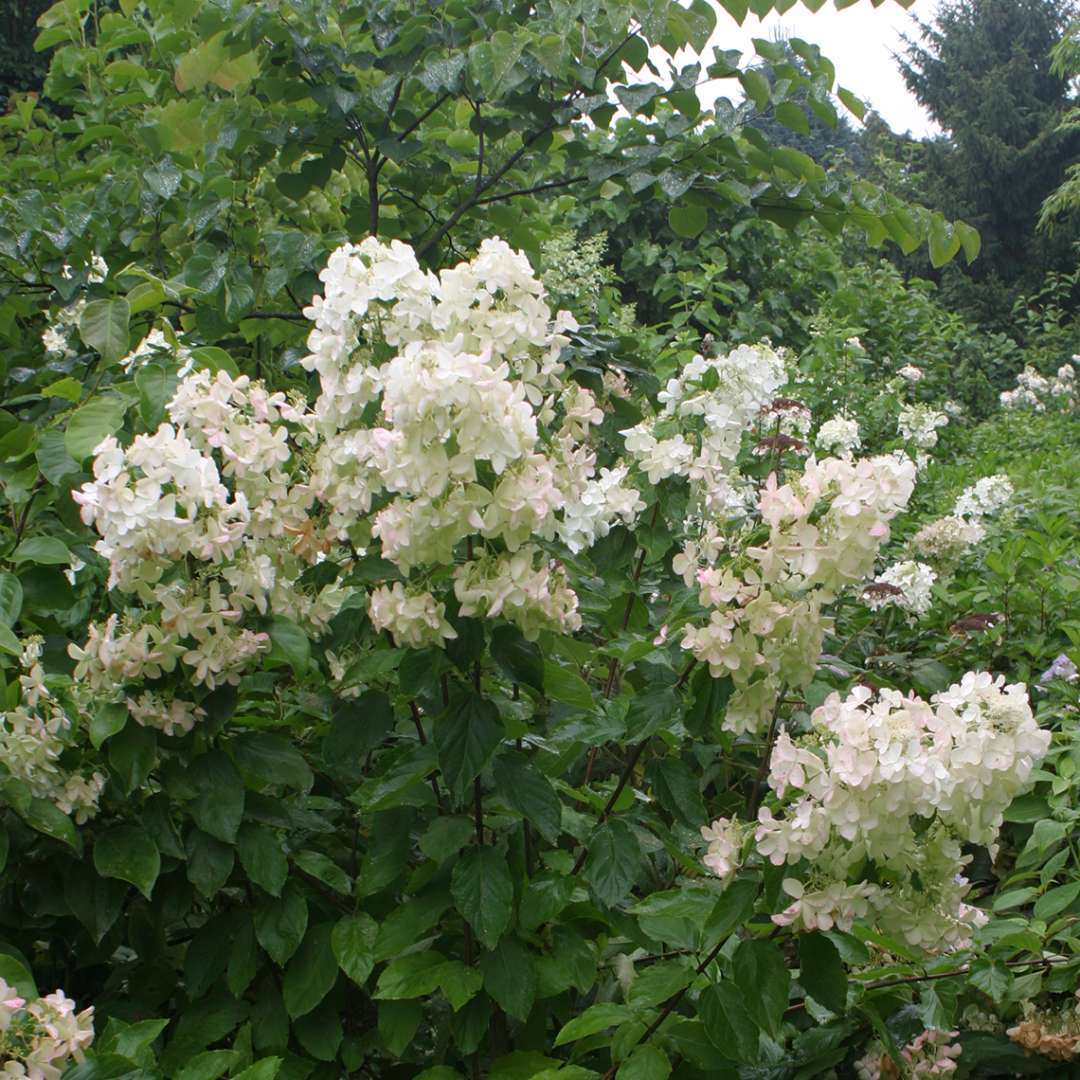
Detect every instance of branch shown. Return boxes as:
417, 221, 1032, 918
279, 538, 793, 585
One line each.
474, 175, 588, 205
414, 23, 643, 260
571, 737, 649, 875
396, 91, 452, 143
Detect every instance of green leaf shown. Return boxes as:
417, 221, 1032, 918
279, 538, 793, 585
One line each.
189, 751, 244, 843
255, 882, 308, 966
799, 932, 846, 1013
451, 846, 513, 949
135, 362, 174, 427
293, 851, 351, 894
41, 376, 81, 402
739, 69, 770, 110
435, 695, 503, 801
668, 204, 708, 239
108, 721, 157, 795
64, 394, 130, 461
705, 878, 758, 943
332, 912, 378, 987
617, 1046, 671, 1080
283, 923, 338, 1018
583, 820, 640, 906
628, 961, 692, 1009
0, 574, 23, 626
734, 938, 789, 1037
227, 918, 258, 997
93, 825, 160, 900
379, 999, 423, 1055
646, 757, 706, 827
267, 617, 310, 674
231, 732, 313, 792
968, 959, 1011, 1004
480, 938, 536, 1021
375, 951, 449, 1000
232, 1060, 282, 1080
469, 30, 525, 97
625, 688, 679, 740
490, 624, 544, 692
237, 822, 288, 896
542, 663, 593, 710
186, 828, 234, 899
22, 797, 79, 851
11, 537, 71, 566
0, 955, 37, 1000
90, 702, 127, 749
36, 431, 78, 485
774, 101, 810, 135
1034, 881, 1080, 921
79, 298, 130, 363
127, 279, 167, 313
174, 1050, 238, 1080
701, 981, 758, 1061
554, 1002, 633, 1046
837, 86, 866, 120
493, 756, 562, 843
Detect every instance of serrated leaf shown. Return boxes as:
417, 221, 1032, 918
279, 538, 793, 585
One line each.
435, 696, 503, 801
734, 938, 789, 1037
451, 846, 513, 949
493, 756, 561, 843
480, 937, 536, 1021
332, 913, 378, 987
582, 819, 640, 906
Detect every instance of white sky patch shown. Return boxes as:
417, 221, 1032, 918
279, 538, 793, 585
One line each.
649, 0, 942, 138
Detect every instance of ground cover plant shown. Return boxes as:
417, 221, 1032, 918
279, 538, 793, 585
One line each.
0, 1, 1079, 1079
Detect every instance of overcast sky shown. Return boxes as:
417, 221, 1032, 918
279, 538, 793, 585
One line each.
697, 0, 942, 137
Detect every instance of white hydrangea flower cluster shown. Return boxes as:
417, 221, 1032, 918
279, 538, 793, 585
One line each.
910, 514, 986, 570
864, 559, 937, 617
0, 640, 104, 822
909, 473, 1012, 573
40, 299, 85, 359
300, 236, 645, 642
897, 403, 948, 450
897, 363, 924, 383
538, 230, 636, 333
680, 452, 916, 734
1001, 362, 1076, 412
702, 674, 1049, 951
369, 582, 457, 649
953, 473, 1013, 519
71, 369, 343, 725
118, 327, 195, 377
0, 981, 94, 1080
624, 343, 787, 515
815, 414, 861, 456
